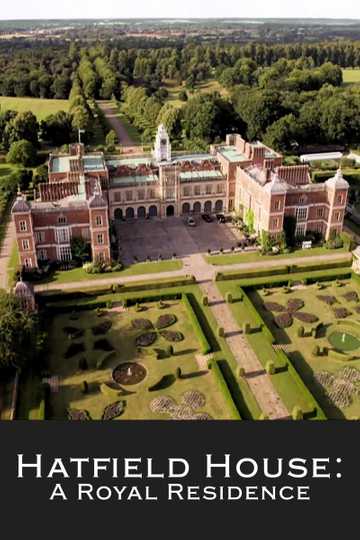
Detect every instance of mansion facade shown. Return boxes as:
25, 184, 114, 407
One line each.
12, 125, 349, 269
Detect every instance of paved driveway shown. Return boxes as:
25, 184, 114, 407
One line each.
116, 216, 238, 264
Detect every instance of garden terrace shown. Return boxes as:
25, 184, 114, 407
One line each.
218, 271, 360, 420
17, 280, 261, 421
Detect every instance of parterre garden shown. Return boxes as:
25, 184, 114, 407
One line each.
19, 280, 260, 421
217, 265, 360, 420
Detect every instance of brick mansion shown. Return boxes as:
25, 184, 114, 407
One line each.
12, 125, 349, 269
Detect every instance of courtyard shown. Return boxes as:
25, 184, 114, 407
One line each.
43, 296, 238, 420
116, 216, 239, 264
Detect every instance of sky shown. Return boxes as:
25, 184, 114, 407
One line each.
0, 0, 360, 21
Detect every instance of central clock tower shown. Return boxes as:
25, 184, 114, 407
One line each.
153, 124, 171, 163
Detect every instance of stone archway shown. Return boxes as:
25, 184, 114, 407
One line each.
215, 200, 223, 213
125, 207, 135, 219
204, 200, 212, 213
149, 205, 158, 217
193, 201, 201, 214
137, 206, 146, 219
182, 202, 191, 214
166, 205, 175, 217
114, 208, 123, 220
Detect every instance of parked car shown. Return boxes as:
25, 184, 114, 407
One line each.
187, 216, 196, 227
202, 213, 213, 223
216, 213, 225, 223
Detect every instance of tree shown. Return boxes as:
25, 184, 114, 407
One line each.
7, 140, 37, 167
40, 111, 74, 146
263, 114, 298, 152
71, 237, 91, 265
3, 111, 39, 149
0, 291, 38, 370
105, 130, 118, 146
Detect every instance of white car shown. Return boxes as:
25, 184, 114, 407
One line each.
187, 216, 196, 227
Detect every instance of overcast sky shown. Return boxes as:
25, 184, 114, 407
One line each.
0, 0, 359, 20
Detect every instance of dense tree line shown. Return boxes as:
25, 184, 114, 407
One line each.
1, 40, 360, 100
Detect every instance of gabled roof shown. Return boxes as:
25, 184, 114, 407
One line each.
12, 196, 30, 213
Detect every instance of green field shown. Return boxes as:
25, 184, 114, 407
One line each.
163, 79, 228, 108
342, 69, 360, 85
0, 96, 69, 120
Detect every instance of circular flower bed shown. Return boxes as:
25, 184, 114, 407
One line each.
132, 319, 153, 330
160, 330, 184, 342
328, 331, 360, 352
155, 314, 177, 329
136, 332, 157, 347
113, 362, 147, 385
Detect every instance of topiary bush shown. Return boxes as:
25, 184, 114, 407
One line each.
217, 326, 225, 338
226, 292, 233, 304
266, 361, 275, 375
292, 406, 303, 420
312, 345, 320, 356
148, 374, 176, 392
297, 326, 305, 337
202, 295, 209, 306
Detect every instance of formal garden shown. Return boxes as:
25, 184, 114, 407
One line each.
16, 280, 261, 421
217, 265, 360, 420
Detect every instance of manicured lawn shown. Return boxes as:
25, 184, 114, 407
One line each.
206, 246, 348, 266
239, 278, 360, 419
19, 282, 261, 420
38, 259, 183, 285
342, 68, 360, 85
0, 96, 69, 120
43, 297, 238, 420
7, 241, 19, 288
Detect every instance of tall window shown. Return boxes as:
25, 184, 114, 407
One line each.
217, 183, 224, 194
148, 189, 156, 199
22, 239, 30, 250
114, 192, 121, 202
317, 208, 324, 218
97, 233, 104, 245
183, 186, 191, 197
35, 231, 45, 243
95, 215, 103, 226
24, 258, 32, 268
194, 185, 201, 196
336, 194, 344, 205
295, 223, 306, 237
56, 228, 70, 243
58, 216, 67, 225
137, 190, 145, 200
19, 220, 27, 232
296, 207, 308, 221
206, 184, 212, 195
37, 249, 48, 261
58, 246, 72, 261
126, 191, 133, 201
